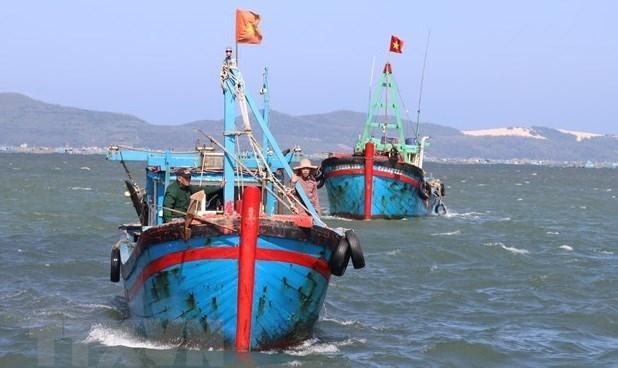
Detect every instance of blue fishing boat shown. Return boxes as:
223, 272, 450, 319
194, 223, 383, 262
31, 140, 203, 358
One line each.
107, 51, 364, 351
320, 62, 446, 219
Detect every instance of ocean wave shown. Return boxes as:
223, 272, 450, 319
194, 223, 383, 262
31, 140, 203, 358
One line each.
443, 211, 484, 220
501, 245, 529, 255
76, 303, 116, 312
385, 249, 402, 256
320, 316, 358, 326
431, 230, 461, 236
559, 245, 573, 251
279, 337, 365, 356
83, 324, 180, 350
69, 187, 92, 191
485, 242, 529, 255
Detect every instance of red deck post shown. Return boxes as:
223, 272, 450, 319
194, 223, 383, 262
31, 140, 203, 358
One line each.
235, 186, 261, 351
364, 142, 375, 220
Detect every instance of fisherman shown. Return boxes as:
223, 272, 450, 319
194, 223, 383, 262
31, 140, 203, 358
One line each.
220, 47, 235, 91
223, 47, 234, 66
290, 158, 321, 215
162, 168, 202, 222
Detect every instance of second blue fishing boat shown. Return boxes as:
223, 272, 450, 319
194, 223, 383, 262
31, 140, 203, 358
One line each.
320, 62, 446, 219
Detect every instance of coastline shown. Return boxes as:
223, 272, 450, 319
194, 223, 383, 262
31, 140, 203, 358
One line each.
3, 148, 616, 169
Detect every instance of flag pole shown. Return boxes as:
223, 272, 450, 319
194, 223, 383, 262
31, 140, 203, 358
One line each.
235, 42, 239, 67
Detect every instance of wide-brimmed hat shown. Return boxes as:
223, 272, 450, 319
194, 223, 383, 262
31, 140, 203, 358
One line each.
175, 168, 192, 179
293, 158, 318, 171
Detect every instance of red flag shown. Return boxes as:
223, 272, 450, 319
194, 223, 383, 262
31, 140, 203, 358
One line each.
389, 35, 404, 53
236, 9, 262, 44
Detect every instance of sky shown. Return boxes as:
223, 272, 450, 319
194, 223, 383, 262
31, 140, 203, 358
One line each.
1, 1, 617, 134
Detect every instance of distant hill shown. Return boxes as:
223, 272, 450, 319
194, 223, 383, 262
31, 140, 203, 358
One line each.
1, 92, 617, 162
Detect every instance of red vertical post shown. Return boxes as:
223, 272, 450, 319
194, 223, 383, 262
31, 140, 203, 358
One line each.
364, 142, 375, 220
235, 186, 261, 351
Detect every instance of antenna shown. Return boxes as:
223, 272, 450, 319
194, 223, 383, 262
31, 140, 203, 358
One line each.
415, 31, 431, 139
367, 56, 376, 119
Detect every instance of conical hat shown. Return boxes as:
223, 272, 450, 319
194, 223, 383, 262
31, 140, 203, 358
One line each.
293, 158, 317, 170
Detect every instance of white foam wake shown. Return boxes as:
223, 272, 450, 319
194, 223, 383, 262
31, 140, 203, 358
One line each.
320, 316, 357, 326
443, 211, 484, 220
281, 337, 365, 356
84, 324, 179, 350
431, 230, 461, 236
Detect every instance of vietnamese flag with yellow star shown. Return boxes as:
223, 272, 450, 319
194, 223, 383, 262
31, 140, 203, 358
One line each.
236, 9, 262, 44
389, 35, 403, 53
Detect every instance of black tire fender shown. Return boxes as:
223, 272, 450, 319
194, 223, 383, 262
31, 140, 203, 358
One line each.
345, 229, 365, 269
110, 246, 121, 283
435, 202, 447, 215
315, 167, 325, 189
125, 180, 148, 225
329, 237, 350, 277
417, 181, 430, 200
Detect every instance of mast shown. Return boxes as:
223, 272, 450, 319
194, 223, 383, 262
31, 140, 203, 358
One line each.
260, 67, 277, 215
355, 62, 418, 164
222, 55, 238, 215
218, 49, 325, 226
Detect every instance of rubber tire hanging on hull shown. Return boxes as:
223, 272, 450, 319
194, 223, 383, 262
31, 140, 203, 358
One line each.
345, 230, 365, 269
110, 247, 120, 283
315, 167, 325, 189
124, 180, 148, 225
435, 202, 447, 215
329, 237, 350, 277
417, 181, 430, 200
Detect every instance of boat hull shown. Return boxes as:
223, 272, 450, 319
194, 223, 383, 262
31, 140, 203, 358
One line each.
118, 217, 339, 350
321, 155, 443, 219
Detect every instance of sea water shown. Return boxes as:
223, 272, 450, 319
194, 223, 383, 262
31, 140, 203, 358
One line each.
1, 153, 617, 367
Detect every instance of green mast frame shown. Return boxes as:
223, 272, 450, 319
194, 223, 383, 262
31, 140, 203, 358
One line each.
354, 62, 427, 167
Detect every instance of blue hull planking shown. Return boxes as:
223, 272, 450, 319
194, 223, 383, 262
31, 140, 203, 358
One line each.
108, 57, 363, 351
322, 156, 441, 219
119, 220, 335, 350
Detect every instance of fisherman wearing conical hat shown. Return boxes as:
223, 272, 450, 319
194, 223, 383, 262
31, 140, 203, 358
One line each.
290, 158, 321, 215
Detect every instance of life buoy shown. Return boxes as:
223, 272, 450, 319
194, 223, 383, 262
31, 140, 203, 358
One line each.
315, 167, 325, 189
110, 247, 121, 282
329, 237, 350, 277
345, 230, 365, 269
